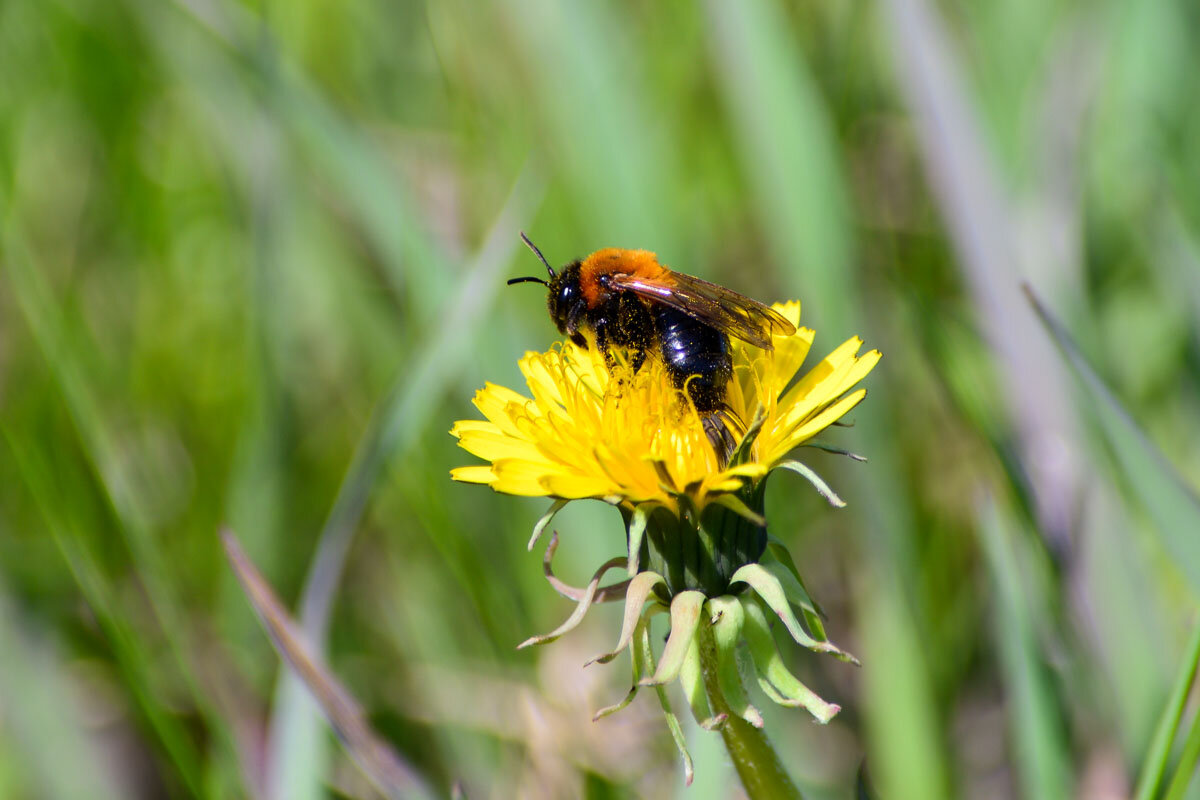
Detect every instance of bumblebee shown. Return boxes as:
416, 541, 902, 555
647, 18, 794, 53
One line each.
508, 233, 796, 455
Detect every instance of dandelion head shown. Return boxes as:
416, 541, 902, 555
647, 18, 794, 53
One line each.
453, 302, 878, 512
451, 300, 879, 782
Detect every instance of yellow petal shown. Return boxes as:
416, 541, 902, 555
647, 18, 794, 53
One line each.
456, 428, 545, 462
452, 297, 877, 511
794, 389, 866, 439
472, 384, 531, 437
707, 477, 750, 494
831, 349, 881, 397
766, 325, 815, 386
540, 471, 619, 499
489, 459, 563, 496
771, 300, 802, 328
775, 343, 865, 430
723, 463, 770, 480
450, 419, 501, 437
768, 389, 867, 463
780, 336, 863, 408
450, 466, 496, 484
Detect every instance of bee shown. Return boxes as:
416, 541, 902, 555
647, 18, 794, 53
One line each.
508, 233, 796, 456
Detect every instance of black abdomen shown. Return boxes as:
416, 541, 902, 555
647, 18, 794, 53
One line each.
653, 305, 732, 413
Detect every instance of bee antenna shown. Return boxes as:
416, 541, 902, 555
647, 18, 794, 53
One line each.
506, 276, 548, 287
520, 231, 556, 279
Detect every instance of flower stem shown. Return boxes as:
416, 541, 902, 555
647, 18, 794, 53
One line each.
698, 618, 803, 799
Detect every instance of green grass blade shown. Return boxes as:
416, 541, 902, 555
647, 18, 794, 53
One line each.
2, 428, 206, 795
702, 0, 854, 327
3, 235, 241, 793
222, 530, 436, 800
878, 0, 1084, 550
155, 0, 449, 308
1135, 620, 1200, 800
701, 6, 949, 794
855, 567, 952, 800
1026, 286, 1200, 591
0, 579, 125, 800
979, 500, 1073, 800
1163, 711, 1200, 800
499, 0, 678, 252
265, 170, 542, 798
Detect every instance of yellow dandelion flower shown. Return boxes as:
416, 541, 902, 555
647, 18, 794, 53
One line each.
451, 301, 879, 513
451, 297, 879, 778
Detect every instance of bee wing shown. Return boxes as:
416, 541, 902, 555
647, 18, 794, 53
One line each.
610, 272, 796, 350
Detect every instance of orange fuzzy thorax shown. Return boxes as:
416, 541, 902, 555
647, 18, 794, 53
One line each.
578, 248, 670, 307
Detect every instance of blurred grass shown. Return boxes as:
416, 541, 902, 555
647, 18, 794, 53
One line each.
978, 499, 1072, 800
1, 0, 1199, 797
1136, 621, 1200, 800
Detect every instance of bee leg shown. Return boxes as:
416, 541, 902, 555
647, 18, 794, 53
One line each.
613, 292, 654, 373
629, 347, 646, 372
593, 320, 617, 371
603, 347, 618, 372
565, 303, 587, 343
702, 413, 737, 468
714, 404, 747, 442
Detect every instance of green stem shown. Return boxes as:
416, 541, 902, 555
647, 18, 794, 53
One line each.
1163, 705, 1200, 800
698, 619, 802, 799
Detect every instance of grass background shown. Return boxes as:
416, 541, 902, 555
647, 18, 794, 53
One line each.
2, 0, 1199, 797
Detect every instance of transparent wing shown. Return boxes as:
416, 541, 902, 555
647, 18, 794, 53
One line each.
610, 272, 796, 350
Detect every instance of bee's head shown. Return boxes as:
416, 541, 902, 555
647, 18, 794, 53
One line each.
508, 233, 587, 346
546, 262, 586, 344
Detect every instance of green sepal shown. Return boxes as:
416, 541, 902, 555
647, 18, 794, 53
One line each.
709, 492, 767, 526
625, 503, 658, 575
774, 460, 846, 508
707, 596, 763, 728
752, 665, 796, 707
801, 441, 867, 462
585, 572, 665, 666
743, 596, 840, 723
593, 611, 651, 721
641, 590, 705, 686
730, 563, 859, 665
765, 537, 828, 621
528, 499, 568, 551
517, 556, 625, 649
680, 634, 727, 730
539, 532, 630, 603
759, 556, 828, 641
637, 613, 694, 785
